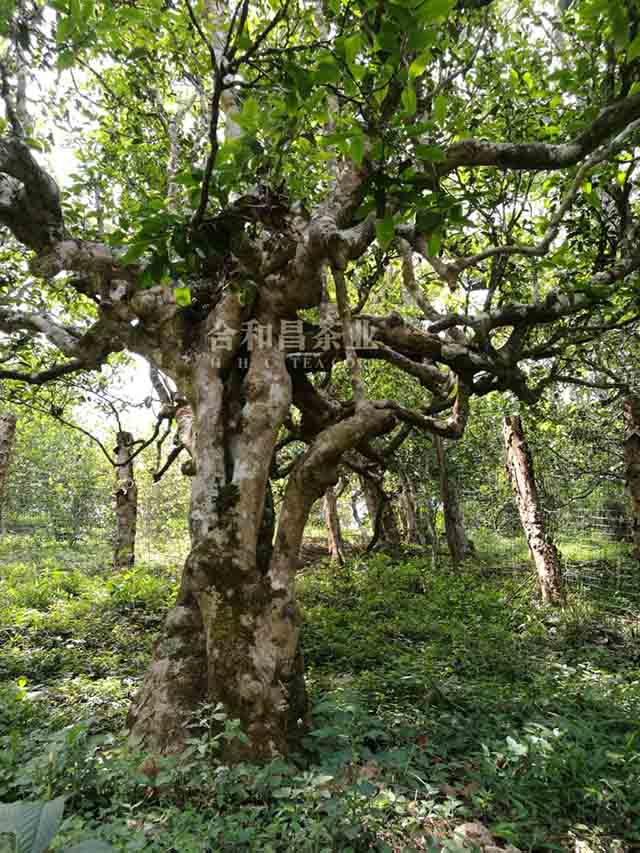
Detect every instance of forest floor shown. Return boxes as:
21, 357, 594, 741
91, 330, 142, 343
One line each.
0, 535, 639, 853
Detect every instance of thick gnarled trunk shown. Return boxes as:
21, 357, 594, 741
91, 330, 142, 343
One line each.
128, 331, 394, 759
0, 413, 17, 534
503, 415, 564, 605
434, 436, 468, 566
114, 431, 138, 570
323, 485, 344, 563
129, 345, 306, 758
623, 396, 640, 560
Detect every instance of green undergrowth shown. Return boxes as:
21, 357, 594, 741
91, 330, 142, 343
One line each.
1, 543, 639, 852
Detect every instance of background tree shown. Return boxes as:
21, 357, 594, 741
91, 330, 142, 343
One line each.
623, 396, 640, 559
0, 411, 16, 533
3, 411, 113, 542
434, 435, 470, 566
113, 429, 138, 569
503, 414, 565, 605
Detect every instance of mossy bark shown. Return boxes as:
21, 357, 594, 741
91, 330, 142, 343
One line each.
128, 344, 309, 759
399, 469, 429, 545
127, 305, 394, 761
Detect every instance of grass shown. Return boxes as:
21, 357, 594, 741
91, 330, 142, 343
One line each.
0, 537, 639, 852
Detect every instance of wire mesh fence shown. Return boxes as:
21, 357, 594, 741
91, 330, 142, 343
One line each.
462, 474, 639, 609
1, 456, 637, 616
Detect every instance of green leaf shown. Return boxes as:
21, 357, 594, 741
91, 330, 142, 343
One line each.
416, 209, 445, 233
238, 97, 259, 132
0, 797, 66, 853
376, 23, 401, 55
349, 132, 365, 166
375, 215, 395, 249
344, 33, 362, 68
174, 287, 192, 307
81, 0, 94, 23
66, 842, 116, 852
314, 60, 340, 85
433, 94, 447, 125
56, 49, 76, 69
408, 28, 435, 51
409, 51, 431, 80
56, 15, 74, 42
401, 84, 417, 116
609, 0, 630, 51
70, 0, 82, 25
627, 33, 640, 62
427, 232, 441, 256
120, 242, 149, 264
421, 0, 454, 21
415, 144, 445, 162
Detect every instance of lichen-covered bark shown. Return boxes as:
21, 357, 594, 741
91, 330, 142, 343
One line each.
434, 436, 469, 566
129, 338, 310, 759
623, 396, 640, 560
114, 430, 138, 570
0, 413, 17, 534
503, 415, 564, 605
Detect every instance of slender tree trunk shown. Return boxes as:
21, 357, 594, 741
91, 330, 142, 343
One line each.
434, 436, 468, 566
623, 396, 640, 560
361, 475, 401, 545
351, 489, 364, 529
0, 413, 17, 535
502, 415, 564, 605
399, 469, 427, 545
114, 431, 138, 570
323, 485, 344, 563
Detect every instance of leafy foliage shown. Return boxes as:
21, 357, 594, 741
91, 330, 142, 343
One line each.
0, 796, 114, 852
1, 544, 639, 851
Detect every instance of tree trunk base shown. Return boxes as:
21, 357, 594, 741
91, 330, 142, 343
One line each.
127, 596, 207, 753
127, 583, 310, 761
